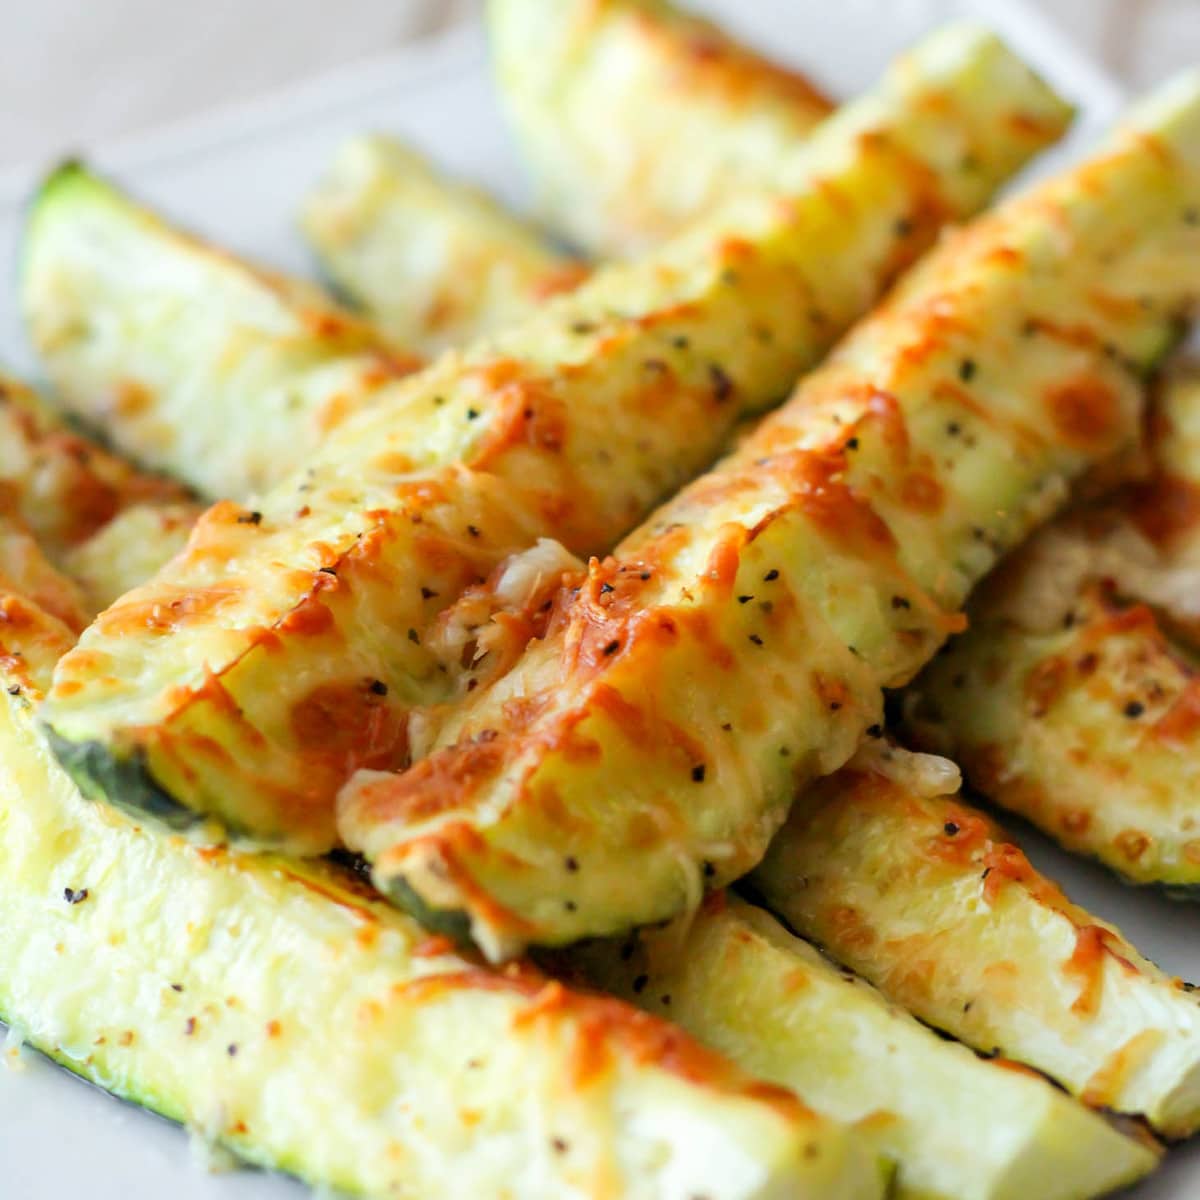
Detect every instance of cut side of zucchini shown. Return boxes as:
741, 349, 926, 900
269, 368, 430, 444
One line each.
751, 743, 1200, 1138
41, 26, 1067, 856
489, 0, 835, 253
338, 76, 1198, 960
0, 586, 882, 1200
301, 134, 587, 354
568, 894, 1160, 1200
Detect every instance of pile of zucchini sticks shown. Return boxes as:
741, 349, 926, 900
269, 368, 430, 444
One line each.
4, 1, 1200, 1196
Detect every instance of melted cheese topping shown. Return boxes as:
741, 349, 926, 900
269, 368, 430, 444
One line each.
44, 26, 1068, 855
755, 755, 1200, 1137
301, 134, 587, 355
339, 78, 1200, 958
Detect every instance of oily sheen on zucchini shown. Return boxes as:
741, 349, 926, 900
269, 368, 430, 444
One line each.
42, 26, 1069, 854
567, 894, 1159, 1200
0, 590, 879, 1200
22, 166, 422, 499
338, 77, 1200, 960
489, 0, 834, 254
751, 744, 1200, 1138
301, 134, 587, 354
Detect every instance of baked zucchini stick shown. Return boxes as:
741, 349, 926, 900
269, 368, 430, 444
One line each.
42, 27, 1067, 854
904, 369, 1200, 888
0, 577, 882, 1200
338, 77, 1200, 960
569, 894, 1160, 1200
22, 167, 423, 499
301, 134, 588, 354
489, 0, 834, 254
0, 372, 199, 612
750, 743, 1200, 1138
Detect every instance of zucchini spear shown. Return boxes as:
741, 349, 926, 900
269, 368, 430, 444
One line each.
41, 26, 1068, 855
22, 166, 422, 499
751, 742, 1200, 1139
488, 0, 834, 254
0, 564, 883, 1200
905, 369, 1200, 888
570, 894, 1160, 1200
301, 134, 587, 354
339, 75, 1200, 960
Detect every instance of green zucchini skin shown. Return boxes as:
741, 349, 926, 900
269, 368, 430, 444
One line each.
340, 74, 1200, 960
41, 728, 201, 831
40, 26, 1070, 859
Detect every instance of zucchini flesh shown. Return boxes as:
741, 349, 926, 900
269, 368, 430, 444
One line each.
907, 567, 1200, 889
751, 744, 1200, 1138
301, 134, 587, 354
41, 26, 1068, 855
568, 895, 1159, 1200
0, 514, 89, 636
488, 0, 835, 254
0, 371, 192, 576
21, 166, 422, 499
338, 77, 1199, 960
60, 501, 198, 612
905, 369, 1200, 888
0, 589, 880, 1200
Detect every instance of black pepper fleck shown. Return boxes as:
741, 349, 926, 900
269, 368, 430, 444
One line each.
632, 974, 649, 994
236, 510, 262, 525
369, 680, 388, 696
709, 364, 733, 402
691, 764, 706, 783
63, 887, 88, 905
602, 640, 621, 656
1124, 700, 1145, 718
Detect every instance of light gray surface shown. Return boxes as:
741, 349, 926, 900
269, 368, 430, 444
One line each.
0, 2, 1197, 1196
4, 0, 1198, 169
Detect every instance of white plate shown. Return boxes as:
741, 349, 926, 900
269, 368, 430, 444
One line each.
0, 2, 1196, 1195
